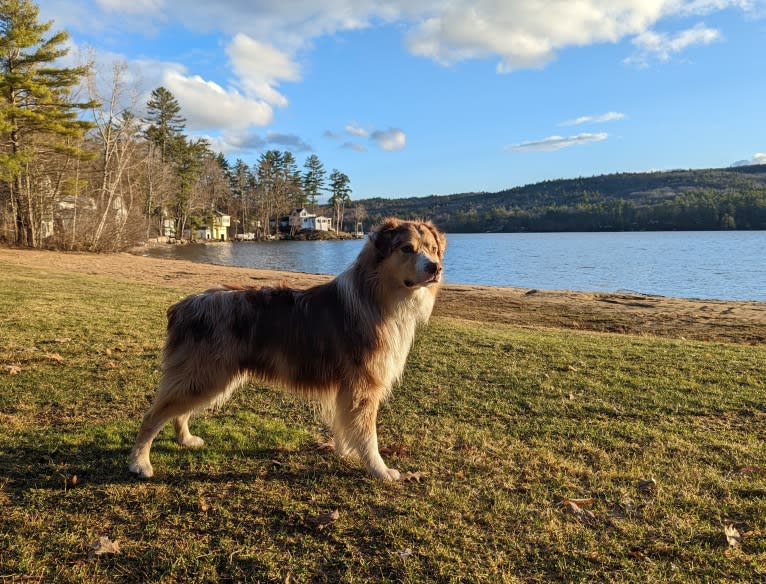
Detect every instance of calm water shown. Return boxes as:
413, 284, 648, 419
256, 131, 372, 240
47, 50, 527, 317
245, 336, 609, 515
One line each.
143, 231, 766, 301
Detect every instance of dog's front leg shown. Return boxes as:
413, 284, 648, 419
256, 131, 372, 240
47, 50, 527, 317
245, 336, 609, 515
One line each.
335, 385, 400, 481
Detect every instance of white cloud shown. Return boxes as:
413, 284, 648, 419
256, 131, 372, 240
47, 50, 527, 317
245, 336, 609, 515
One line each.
506, 132, 608, 152
204, 131, 266, 154
265, 131, 312, 152
157, 1, 394, 52
326, 124, 407, 152
405, 1, 670, 72
96, 0, 163, 14
345, 124, 369, 137
204, 130, 314, 154
371, 128, 407, 151
731, 152, 766, 166
225, 34, 301, 108
162, 69, 274, 130
560, 111, 626, 126
49, 1, 762, 74
626, 22, 721, 66
343, 142, 368, 152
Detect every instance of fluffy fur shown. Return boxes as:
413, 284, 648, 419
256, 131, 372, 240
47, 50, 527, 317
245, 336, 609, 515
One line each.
128, 218, 447, 481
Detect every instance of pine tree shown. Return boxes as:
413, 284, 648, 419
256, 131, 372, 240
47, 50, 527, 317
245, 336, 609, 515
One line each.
144, 86, 185, 164
0, 0, 95, 246
328, 169, 351, 231
302, 154, 325, 211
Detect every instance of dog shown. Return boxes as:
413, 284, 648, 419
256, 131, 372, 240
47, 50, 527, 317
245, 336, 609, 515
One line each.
129, 218, 447, 481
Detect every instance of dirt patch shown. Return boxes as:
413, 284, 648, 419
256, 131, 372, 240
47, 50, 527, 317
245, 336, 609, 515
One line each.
2, 247, 764, 344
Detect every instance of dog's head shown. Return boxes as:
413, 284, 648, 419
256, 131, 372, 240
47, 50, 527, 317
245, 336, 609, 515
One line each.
369, 218, 447, 290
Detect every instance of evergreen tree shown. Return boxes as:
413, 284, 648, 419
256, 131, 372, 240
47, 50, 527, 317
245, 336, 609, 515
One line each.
173, 136, 211, 237
281, 151, 305, 208
0, 0, 95, 246
328, 169, 351, 231
302, 154, 325, 211
144, 86, 185, 163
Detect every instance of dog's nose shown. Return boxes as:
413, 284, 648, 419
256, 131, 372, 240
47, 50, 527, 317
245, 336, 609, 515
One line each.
425, 261, 440, 275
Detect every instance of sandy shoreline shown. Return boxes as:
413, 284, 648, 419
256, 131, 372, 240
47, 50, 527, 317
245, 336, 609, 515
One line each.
2, 247, 764, 344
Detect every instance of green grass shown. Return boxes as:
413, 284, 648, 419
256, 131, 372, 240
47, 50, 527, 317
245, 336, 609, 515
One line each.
1, 262, 765, 583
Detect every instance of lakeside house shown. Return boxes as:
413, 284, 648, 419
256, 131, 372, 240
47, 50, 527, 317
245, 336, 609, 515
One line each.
196, 211, 231, 241
288, 208, 332, 232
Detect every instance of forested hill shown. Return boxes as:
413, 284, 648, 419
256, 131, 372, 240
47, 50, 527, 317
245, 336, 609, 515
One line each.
357, 164, 766, 232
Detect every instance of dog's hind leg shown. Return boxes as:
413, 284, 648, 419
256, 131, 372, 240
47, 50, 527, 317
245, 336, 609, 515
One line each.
335, 384, 400, 481
129, 383, 214, 479
171, 374, 247, 449
129, 368, 229, 478
174, 413, 204, 447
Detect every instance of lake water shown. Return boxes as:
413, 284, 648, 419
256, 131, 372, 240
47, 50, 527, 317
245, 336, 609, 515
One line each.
143, 231, 766, 301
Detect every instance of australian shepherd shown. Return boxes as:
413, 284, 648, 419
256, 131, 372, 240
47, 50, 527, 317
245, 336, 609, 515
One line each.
129, 218, 446, 481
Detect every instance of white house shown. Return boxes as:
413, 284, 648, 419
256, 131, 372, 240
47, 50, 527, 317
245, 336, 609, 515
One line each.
289, 208, 332, 231
312, 216, 332, 231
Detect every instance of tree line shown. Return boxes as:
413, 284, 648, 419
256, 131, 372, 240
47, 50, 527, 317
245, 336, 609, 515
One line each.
358, 167, 766, 233
0, 0, 357, 251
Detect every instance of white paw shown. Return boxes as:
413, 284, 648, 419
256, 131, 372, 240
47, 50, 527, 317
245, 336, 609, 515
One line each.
371, 467, 400, 481
179, 435, 205, 448
385, 468, 401, 481
128, 460, 154, 479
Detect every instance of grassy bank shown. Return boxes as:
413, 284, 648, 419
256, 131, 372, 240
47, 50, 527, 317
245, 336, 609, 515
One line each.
1, 262, 765, 582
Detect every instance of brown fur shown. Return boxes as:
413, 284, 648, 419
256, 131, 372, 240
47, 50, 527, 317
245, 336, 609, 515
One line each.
129, 218, 447, 480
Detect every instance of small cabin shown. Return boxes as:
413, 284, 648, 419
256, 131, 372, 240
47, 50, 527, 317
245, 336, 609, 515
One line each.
289, 208, 332, 231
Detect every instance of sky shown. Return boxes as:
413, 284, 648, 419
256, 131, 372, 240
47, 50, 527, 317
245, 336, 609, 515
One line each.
38, 0, 766, 200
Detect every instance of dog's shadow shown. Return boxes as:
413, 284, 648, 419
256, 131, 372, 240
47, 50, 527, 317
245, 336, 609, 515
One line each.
0, 425, 370, 500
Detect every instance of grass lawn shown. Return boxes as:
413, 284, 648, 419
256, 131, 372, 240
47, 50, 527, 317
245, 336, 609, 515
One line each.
1, 262, 765, 583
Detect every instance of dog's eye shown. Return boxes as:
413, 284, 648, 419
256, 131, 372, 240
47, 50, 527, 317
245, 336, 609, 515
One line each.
400, 244, 415, 254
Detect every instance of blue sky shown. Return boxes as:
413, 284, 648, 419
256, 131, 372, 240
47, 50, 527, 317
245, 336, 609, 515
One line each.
39, 0, 766, 199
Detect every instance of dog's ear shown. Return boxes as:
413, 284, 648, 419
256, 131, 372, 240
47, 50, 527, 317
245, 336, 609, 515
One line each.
424, 221, 447, 258
369, 217, 401, 257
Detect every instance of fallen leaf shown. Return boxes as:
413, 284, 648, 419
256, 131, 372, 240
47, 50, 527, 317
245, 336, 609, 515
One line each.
396, 548, 413, 559
380, 443, 410, 458
315, 441, 335, 452
400, 471, 428, 482
199, 498, 210, 513
561, 500, 595, 523
44, 352, 64, 363
104, 360, 119, 370
53, 337, 71, 343
5, 365, 22, 375
638, 478, 657, 497
306, 509, 339, 531
724, 524, 742, 547
87, 536, 120, 557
